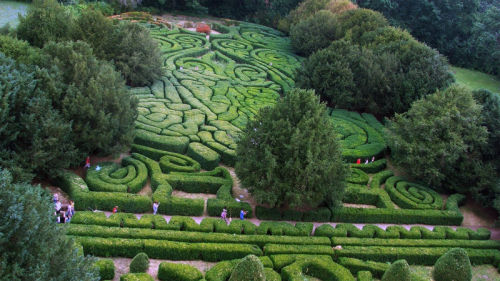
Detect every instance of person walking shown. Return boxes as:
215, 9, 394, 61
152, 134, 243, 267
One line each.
84, 156, 91, 169
112, 206, 118, 213
221, 207, 228, 224
153, 201, 160, 215
240, 209, 247, 220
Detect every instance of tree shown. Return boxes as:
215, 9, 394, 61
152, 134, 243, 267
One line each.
17, 0, 73, 48
386, 85, 488, 192
295, 36, 453, 116
433, 248, 472, 281
381, 260, 411, 281
39, 41, 138, 156
0, 169, 99, 281
468, 6, 500, 77
0, 53, 77, 182
235, 89, 347, 209
0, 35, 42, 65
337, 8, 388, 43
290, 10, 341, 56
229, 255, 265, 281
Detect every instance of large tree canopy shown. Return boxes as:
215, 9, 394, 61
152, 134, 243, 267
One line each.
386, 85, 489, 193
235, 89, 347, 209
0, 169, 99, 281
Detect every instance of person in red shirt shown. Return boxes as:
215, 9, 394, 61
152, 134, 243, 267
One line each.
84, 156, 91, 169
112, 206, 118, 213
356, 158, 361, 164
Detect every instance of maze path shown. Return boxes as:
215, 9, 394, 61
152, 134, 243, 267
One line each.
132, 24, 302, 167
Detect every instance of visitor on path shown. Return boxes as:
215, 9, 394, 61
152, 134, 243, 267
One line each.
84, 156, 91, 169
240, 209, 247, 220
66, 204, 72, 222
113, 206, 118, 213
53, 193, 58, 204
356, 158, 361, 164
59, 212, 66, 224
153, 201, 160, 215
371, 156, 375, 163
69, 201, 75, 217
221, 207, 228, 224
364, 159, 369, 164
55, 200, 62, 214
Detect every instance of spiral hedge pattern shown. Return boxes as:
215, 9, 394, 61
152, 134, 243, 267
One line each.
330, 109, 387, 162
85, 157, 148, 193
385, 176, 443, 210
133, 24, 302, 167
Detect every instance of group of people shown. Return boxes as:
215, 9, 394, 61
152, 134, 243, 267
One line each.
53, 193, 74, 224
220, 207, 247, 224
356, 156, 376, 165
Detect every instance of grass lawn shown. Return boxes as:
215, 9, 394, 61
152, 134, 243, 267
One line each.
452, 66, 500, 94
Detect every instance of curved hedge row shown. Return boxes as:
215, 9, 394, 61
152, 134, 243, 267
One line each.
385, 176, 443, 210
85, 157, 148, 193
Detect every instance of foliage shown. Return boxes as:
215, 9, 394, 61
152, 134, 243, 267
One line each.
95, 259, 115, 280
432, 248, 472, 281
130, 252, 150, 273
381, 259, 411, 281
386, 85, 488, 192
0, 35, 42, 65
0, 169, 99, 281
229, 255, 265, 281
468, 6, 500, 77
39, 40, 138, 156
337, 8, 388, 43
158, 262, 203, 281
0, 53, 77, 182
17, 0, 73, 48
235, 89, 347, 209
290, 10, 341, 56
296, 37, 453, 116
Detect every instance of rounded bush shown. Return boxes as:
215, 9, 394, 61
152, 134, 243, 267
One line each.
290, 10, 341, 56
432, 248, 472, 281
95, 259, 115, 280
130, 252, 150, 273
381, 259, 411, 281
229, 255, 266, 281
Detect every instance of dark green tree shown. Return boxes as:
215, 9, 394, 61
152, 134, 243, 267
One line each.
39, 41, 138, 156
235, 89, 347, 209
386, 85, 489, 192
290, 10, 341, 56
0, 35, 42, 65
0, 53, 77, 182
468, 6, 500, 77
17, 0, 73, 48
0, 168, 99, 281
337, 8, 388, 43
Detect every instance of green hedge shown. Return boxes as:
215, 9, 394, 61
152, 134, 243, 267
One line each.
158, 262, 203, 281
67, 224, 331, 247
256, 222, 313, 236
256, 206, 331, 222
131, 144, 201, 172
370, 170, 394, 189
120, 273, 154, 281
333, 246, 500, 265
134, 129, 189, 153
357, 271, 373, 281
385, 176, 443, 210
347, 168, 369, 185
130, 252, 150, 273
331, 237, 500, 250
205, 259, 240, 281
264, 244, 334, 256
350, 159, 387, 174
207, 199, 253, 218
314, 224, 490, 240
56, 171, 152, 213
186, 142, 220, 170
338, 257, 388, 279
264, 268, 281, 281
281, 256, 355, 281
95, 259, 115, 280
75, 236, 263, 261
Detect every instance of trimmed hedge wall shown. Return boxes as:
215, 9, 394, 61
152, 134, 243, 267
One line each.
264, 244, 334, 256
75, 236, 263, 261
186, 142, 220, 170
338, 257, 388, 279
331, 237, 500, 250
350, 159, 387, 174
281, 256, 355, 281
67, 224, 331, 247
158, 262, 203, 281
120, 273, 154, 281
333, 246, 500, 265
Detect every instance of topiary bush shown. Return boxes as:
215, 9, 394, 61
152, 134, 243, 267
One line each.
158, 262, 203, 281
290, 10, 341, 56
432, 248, 472, 281
95, 259, 115, 280
130, 252, 150, 273
381, 259, 411, 281
228, 255, 266, 281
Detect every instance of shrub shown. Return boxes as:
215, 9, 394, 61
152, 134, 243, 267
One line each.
120, 273, 154, 281
0, 35, 42, 65
432, 248, 472, 281
381, 259, 411, 281
95, 259, 115, 280
229, 255, 265, 281
158, 262, 203, 281
130, 252, 150, 273
338, 257, 388, 278
290, 10, 341, 56
281, 256, 355, 281
235, 89, 347, 209
337, 8, 388, 42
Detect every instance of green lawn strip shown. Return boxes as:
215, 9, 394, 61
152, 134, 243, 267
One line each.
66, 224, 331, 247
452, 66, 500, 94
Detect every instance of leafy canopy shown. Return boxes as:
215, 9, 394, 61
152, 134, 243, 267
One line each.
235, 89, 347, 209
386, 85, 488, 192
0, 169, 99, 281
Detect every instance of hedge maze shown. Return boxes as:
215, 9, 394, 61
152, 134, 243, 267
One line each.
55, 21, 499, 280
